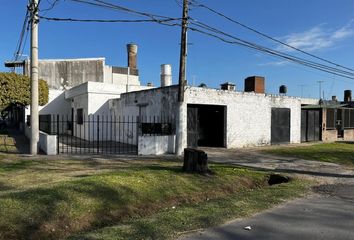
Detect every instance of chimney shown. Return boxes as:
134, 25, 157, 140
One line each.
244, 76, 265, 93
332, 96, 337, 101
160, 64, 172, 87
127, 43, 138, 69
220, 82, 235, 91
344, 90, 352, 102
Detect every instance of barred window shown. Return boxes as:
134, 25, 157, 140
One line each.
326, 109, 336, 129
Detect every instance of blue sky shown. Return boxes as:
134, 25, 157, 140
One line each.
1, 0, 354, 99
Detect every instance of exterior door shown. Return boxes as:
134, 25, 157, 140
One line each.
301, 109, 321, 142
271, 108, 290, 144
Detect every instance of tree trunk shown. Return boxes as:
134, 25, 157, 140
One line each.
183, 148, 209, 173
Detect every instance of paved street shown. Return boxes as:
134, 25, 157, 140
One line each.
180, 184, 354, 240
180, 147, 354, 240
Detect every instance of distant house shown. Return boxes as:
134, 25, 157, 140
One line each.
301, 91, 354, 142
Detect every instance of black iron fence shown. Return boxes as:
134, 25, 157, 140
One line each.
38, 115, 174, 155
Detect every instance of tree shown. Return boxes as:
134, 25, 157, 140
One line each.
0, 72, 49, 112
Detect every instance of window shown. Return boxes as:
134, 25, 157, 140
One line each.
326, 109, 336, 129
344, 109, 354, 129
77, 108, 83, 125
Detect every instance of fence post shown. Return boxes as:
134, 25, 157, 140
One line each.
97, 115, 100, 154
56, 114, 59, 155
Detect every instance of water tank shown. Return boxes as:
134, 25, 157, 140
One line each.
160, 64, 172, 87
279, 85, 287, 94
344, 90, 352, 102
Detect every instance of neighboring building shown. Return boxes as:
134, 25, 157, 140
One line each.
301, 91, 354, 142
21, 43, 153, 130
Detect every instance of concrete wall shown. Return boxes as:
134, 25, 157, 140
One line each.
66, 82, 153, 142
344, 129, 354, 141
104, 66, 140, 86
185, 87, 301, 148
138, 135, 175, 155
24, 125, 57, 155
112, 86, 302, 151
25, 58, 105, 89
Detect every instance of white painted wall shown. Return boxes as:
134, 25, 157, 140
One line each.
138, 135, 175, 155
24, 125, 57, 155
104, 66, 140, 86
184, 87, 301, 148
112, 86, 302, 153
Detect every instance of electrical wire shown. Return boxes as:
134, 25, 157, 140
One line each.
189, 19, 354, 77
190, 0, 354, 73
13, 10, 29, 61
38, 15, 182, 24
187, 22, 354, 80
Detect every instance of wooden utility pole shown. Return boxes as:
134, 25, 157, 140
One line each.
30, 0, 39, 155
176, 0, 189, 155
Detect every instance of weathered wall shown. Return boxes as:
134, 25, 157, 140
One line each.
25, 58, 105, 89
344, 129, 354, 141
138, 135, 175, 155
184, 87, 301, 148
104, 66, 140, 86
112, 86, 302, 150
111, 86, 178, 120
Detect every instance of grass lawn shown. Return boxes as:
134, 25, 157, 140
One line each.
0, 155, 310, 240
263, 142, 354, 167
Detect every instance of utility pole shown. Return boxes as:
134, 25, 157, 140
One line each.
317, 81, 324, 100
175, 0, 188, 155
30, 0, 39, 155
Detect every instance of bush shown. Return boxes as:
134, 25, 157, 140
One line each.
0, 72, 48, 112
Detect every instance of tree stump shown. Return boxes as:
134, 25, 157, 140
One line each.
183, 148, 209, 174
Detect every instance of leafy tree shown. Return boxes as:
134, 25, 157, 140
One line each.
0, 72, 49, 112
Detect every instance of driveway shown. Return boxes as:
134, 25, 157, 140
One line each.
179, 147, 354, 240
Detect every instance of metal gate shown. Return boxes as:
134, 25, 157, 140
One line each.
39, 115, 173, 155
301, 109, 321, 142
271, 108, 290, 144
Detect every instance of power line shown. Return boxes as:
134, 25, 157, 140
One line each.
39, 15, 181, 23
69, 0, 175, 21
187, 19, 354, 77
191, 0, 354, 73
187, 23, 354, 80
13, 10, 29, 61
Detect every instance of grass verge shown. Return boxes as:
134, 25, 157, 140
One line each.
0, 156, 310, 240
262, 142, 354, 166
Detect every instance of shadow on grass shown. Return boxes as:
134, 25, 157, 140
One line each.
0, 179, 140, 240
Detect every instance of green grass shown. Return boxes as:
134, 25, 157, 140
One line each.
263, 142, 354, 166
0, 156, 310, 240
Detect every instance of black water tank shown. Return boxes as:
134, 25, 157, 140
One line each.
344, 90, 352, 102
279, 85, 287, 94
